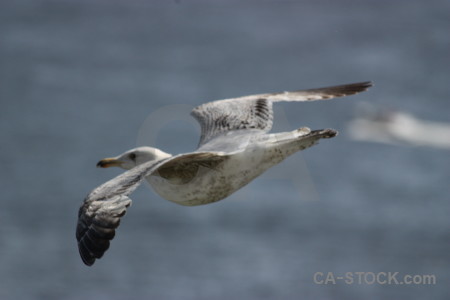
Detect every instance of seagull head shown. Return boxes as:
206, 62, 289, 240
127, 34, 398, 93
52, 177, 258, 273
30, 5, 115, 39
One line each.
96, 146, 172, 170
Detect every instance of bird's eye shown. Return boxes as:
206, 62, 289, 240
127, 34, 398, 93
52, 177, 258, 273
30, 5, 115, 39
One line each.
128, 153, 136, 160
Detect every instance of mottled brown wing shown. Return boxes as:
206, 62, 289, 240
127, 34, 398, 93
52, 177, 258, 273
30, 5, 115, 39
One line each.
76, 158, 169, 266
76, 152, 229, 266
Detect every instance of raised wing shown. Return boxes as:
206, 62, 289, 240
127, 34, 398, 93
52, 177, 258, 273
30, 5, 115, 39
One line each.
191, 81, 372, 146
266, 81, 372, 102
191, 97, 273, 147
76, 158, 169, 266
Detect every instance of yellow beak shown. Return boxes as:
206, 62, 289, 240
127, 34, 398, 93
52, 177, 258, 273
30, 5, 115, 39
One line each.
96, 158, 122, 168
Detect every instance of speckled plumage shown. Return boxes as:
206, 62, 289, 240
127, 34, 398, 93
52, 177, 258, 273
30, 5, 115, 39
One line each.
76, 81, 372, 266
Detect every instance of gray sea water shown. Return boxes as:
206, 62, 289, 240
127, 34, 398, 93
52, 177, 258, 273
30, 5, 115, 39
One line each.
1, 1, 449, 299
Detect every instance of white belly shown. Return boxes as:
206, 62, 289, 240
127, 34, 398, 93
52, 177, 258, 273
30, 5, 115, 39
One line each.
147, 146, 285, 206
147, 128, 317, 206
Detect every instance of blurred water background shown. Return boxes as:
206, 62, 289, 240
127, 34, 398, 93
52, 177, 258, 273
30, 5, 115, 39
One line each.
1, 0, 449, 299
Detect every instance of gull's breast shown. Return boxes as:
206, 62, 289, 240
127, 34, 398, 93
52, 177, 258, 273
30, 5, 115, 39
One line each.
147, 148, 284, 206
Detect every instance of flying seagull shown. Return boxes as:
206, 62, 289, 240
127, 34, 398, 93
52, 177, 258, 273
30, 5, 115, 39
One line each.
347, 104, 450, 149
76, 81, 372, 266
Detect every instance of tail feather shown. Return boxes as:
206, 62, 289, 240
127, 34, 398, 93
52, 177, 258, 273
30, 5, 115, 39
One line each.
291, 128, 338, 154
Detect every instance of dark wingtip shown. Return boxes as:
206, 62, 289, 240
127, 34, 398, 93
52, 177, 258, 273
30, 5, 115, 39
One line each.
360, 81, 374, 89
344, 81, 373, 93
79, 245, 96, 266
